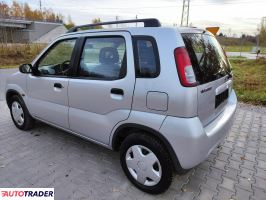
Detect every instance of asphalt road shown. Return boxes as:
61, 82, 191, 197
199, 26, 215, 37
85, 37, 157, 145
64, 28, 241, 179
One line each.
226, 52, 266, 59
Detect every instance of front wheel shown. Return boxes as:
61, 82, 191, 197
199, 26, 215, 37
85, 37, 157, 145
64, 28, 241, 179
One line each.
120, 133, 173, 194
10, 95, 34, 130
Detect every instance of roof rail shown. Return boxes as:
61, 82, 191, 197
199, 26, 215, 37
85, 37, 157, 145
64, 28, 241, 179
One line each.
67, 18, 161, 33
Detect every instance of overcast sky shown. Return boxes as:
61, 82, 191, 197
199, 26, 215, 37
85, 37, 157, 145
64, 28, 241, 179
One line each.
11, 0, 266, 36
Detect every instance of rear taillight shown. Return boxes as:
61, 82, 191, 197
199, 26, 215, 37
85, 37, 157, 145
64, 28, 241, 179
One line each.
174, 47, 197, 87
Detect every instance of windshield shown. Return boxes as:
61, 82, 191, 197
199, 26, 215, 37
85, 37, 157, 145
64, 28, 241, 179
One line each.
182, 33, 231, 85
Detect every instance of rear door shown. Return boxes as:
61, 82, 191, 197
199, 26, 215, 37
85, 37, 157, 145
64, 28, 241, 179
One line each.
182, 33, 233, 126
68, 32, 135, 145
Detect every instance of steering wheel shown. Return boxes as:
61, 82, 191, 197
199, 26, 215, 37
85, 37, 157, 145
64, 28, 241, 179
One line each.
59, 60, 71, 75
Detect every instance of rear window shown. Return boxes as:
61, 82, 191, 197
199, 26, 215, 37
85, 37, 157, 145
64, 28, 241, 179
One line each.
182, 33, 231, 85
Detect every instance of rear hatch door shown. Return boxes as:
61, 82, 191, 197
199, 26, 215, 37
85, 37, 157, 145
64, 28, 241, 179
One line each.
182, 32, 233, 126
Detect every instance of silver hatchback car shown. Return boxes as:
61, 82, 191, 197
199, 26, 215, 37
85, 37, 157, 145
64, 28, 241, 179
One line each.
5, 19, 237, 194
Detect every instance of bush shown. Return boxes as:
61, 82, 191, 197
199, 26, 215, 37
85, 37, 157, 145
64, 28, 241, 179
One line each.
0, 43, 46, 66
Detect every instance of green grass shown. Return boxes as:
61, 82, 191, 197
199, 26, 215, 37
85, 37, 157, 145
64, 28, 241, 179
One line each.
228, 56, 246, 60
231, 58, 266, 105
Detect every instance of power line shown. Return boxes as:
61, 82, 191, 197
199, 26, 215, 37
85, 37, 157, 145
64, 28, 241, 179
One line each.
14, 0, 266, 10
90, 1, 266, 10
39, 0, 42, 11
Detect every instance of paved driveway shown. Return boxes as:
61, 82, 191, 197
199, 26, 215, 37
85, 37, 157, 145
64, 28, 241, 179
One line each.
1, 103, 266, 200
0, 69, 266, 200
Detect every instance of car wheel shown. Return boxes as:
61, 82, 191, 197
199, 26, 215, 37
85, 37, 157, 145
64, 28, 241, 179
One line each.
120, 133, 173, 194
10, 95, 34, 130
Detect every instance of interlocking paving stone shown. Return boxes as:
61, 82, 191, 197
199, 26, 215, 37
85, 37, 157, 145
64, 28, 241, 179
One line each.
196, 186, 218, 200
204, 176, 221, 192
214, 187, 234, 200
223, 167, 239, 181
253, 177, 266, 191
208, 167, 225, 181
255, 168, 266, 180
251, 188, 266, 200
237, 177, 253, 192
0, 100, 266, 199
239, 168, 254, 179
220, 177, 235, 192
234, 186, 253, 200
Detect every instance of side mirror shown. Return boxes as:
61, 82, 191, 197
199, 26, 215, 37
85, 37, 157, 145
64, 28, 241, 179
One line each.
19, 64, 32, 74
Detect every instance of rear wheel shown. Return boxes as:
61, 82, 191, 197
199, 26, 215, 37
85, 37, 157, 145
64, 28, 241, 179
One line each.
120, 133, 173, 194
10, 95, 34, 130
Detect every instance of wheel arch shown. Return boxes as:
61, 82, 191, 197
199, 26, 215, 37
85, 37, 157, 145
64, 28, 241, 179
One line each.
111, 123, 184, 172
6, 89, 21, 108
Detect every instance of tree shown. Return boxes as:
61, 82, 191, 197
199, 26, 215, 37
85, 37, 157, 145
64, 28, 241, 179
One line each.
0, 0, 72, 24
11, 0, 23, 18
23, 3, 33, 20
0, 1, 10, 17
91, 18, 103, 29
259, 19, 266, 46
64, 15, 75, 29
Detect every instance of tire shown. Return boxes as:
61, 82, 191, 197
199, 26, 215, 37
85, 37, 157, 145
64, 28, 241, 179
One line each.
9, 95, 34, 130
120, 133, 173, 194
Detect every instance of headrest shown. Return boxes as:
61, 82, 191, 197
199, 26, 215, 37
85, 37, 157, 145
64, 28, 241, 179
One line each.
99, 47, 119, 65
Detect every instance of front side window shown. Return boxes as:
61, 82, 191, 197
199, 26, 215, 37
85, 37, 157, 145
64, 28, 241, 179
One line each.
134, 37, 160, 78
78, 37, 126, 80
37, 39, 76, 76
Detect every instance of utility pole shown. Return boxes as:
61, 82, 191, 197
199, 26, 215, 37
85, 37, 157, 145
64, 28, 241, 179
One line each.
257, 17, 266, 52
262, 17, 266, 26
180, 0, 190, 27
240, 32, 244, 57
39, 0, 42, 11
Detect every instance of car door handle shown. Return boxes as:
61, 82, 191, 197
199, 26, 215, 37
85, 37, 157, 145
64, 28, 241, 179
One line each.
54, 83, 63, 88
111, 88, 124, 95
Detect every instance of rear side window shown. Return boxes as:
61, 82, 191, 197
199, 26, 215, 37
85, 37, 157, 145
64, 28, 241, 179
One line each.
182, 33, 231, 84
78, 37, 126, 80
133, 36, 160, 78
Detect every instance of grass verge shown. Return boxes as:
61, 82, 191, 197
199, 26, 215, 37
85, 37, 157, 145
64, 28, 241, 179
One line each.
0, 43, 46, 66
231, 58, 266, 105
0, 65, 18, 69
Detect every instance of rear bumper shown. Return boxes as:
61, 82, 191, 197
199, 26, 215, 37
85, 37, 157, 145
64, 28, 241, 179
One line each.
160, 90, 237, 169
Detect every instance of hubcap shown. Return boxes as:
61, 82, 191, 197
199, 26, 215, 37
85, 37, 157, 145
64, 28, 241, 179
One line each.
125, 145, 162, 186
11, 101, 24, 126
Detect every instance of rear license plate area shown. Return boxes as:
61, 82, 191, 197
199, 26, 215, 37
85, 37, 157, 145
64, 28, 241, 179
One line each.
215, 89, 229, 108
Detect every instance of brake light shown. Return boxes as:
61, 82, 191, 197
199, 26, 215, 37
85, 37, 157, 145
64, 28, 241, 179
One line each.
174, 47, 197, 87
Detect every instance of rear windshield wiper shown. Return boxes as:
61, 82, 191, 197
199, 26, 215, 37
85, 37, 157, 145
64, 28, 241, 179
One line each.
224, 68, 232, 79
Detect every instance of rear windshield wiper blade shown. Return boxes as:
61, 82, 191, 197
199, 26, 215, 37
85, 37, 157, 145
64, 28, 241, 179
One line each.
225, 69, 232, 79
